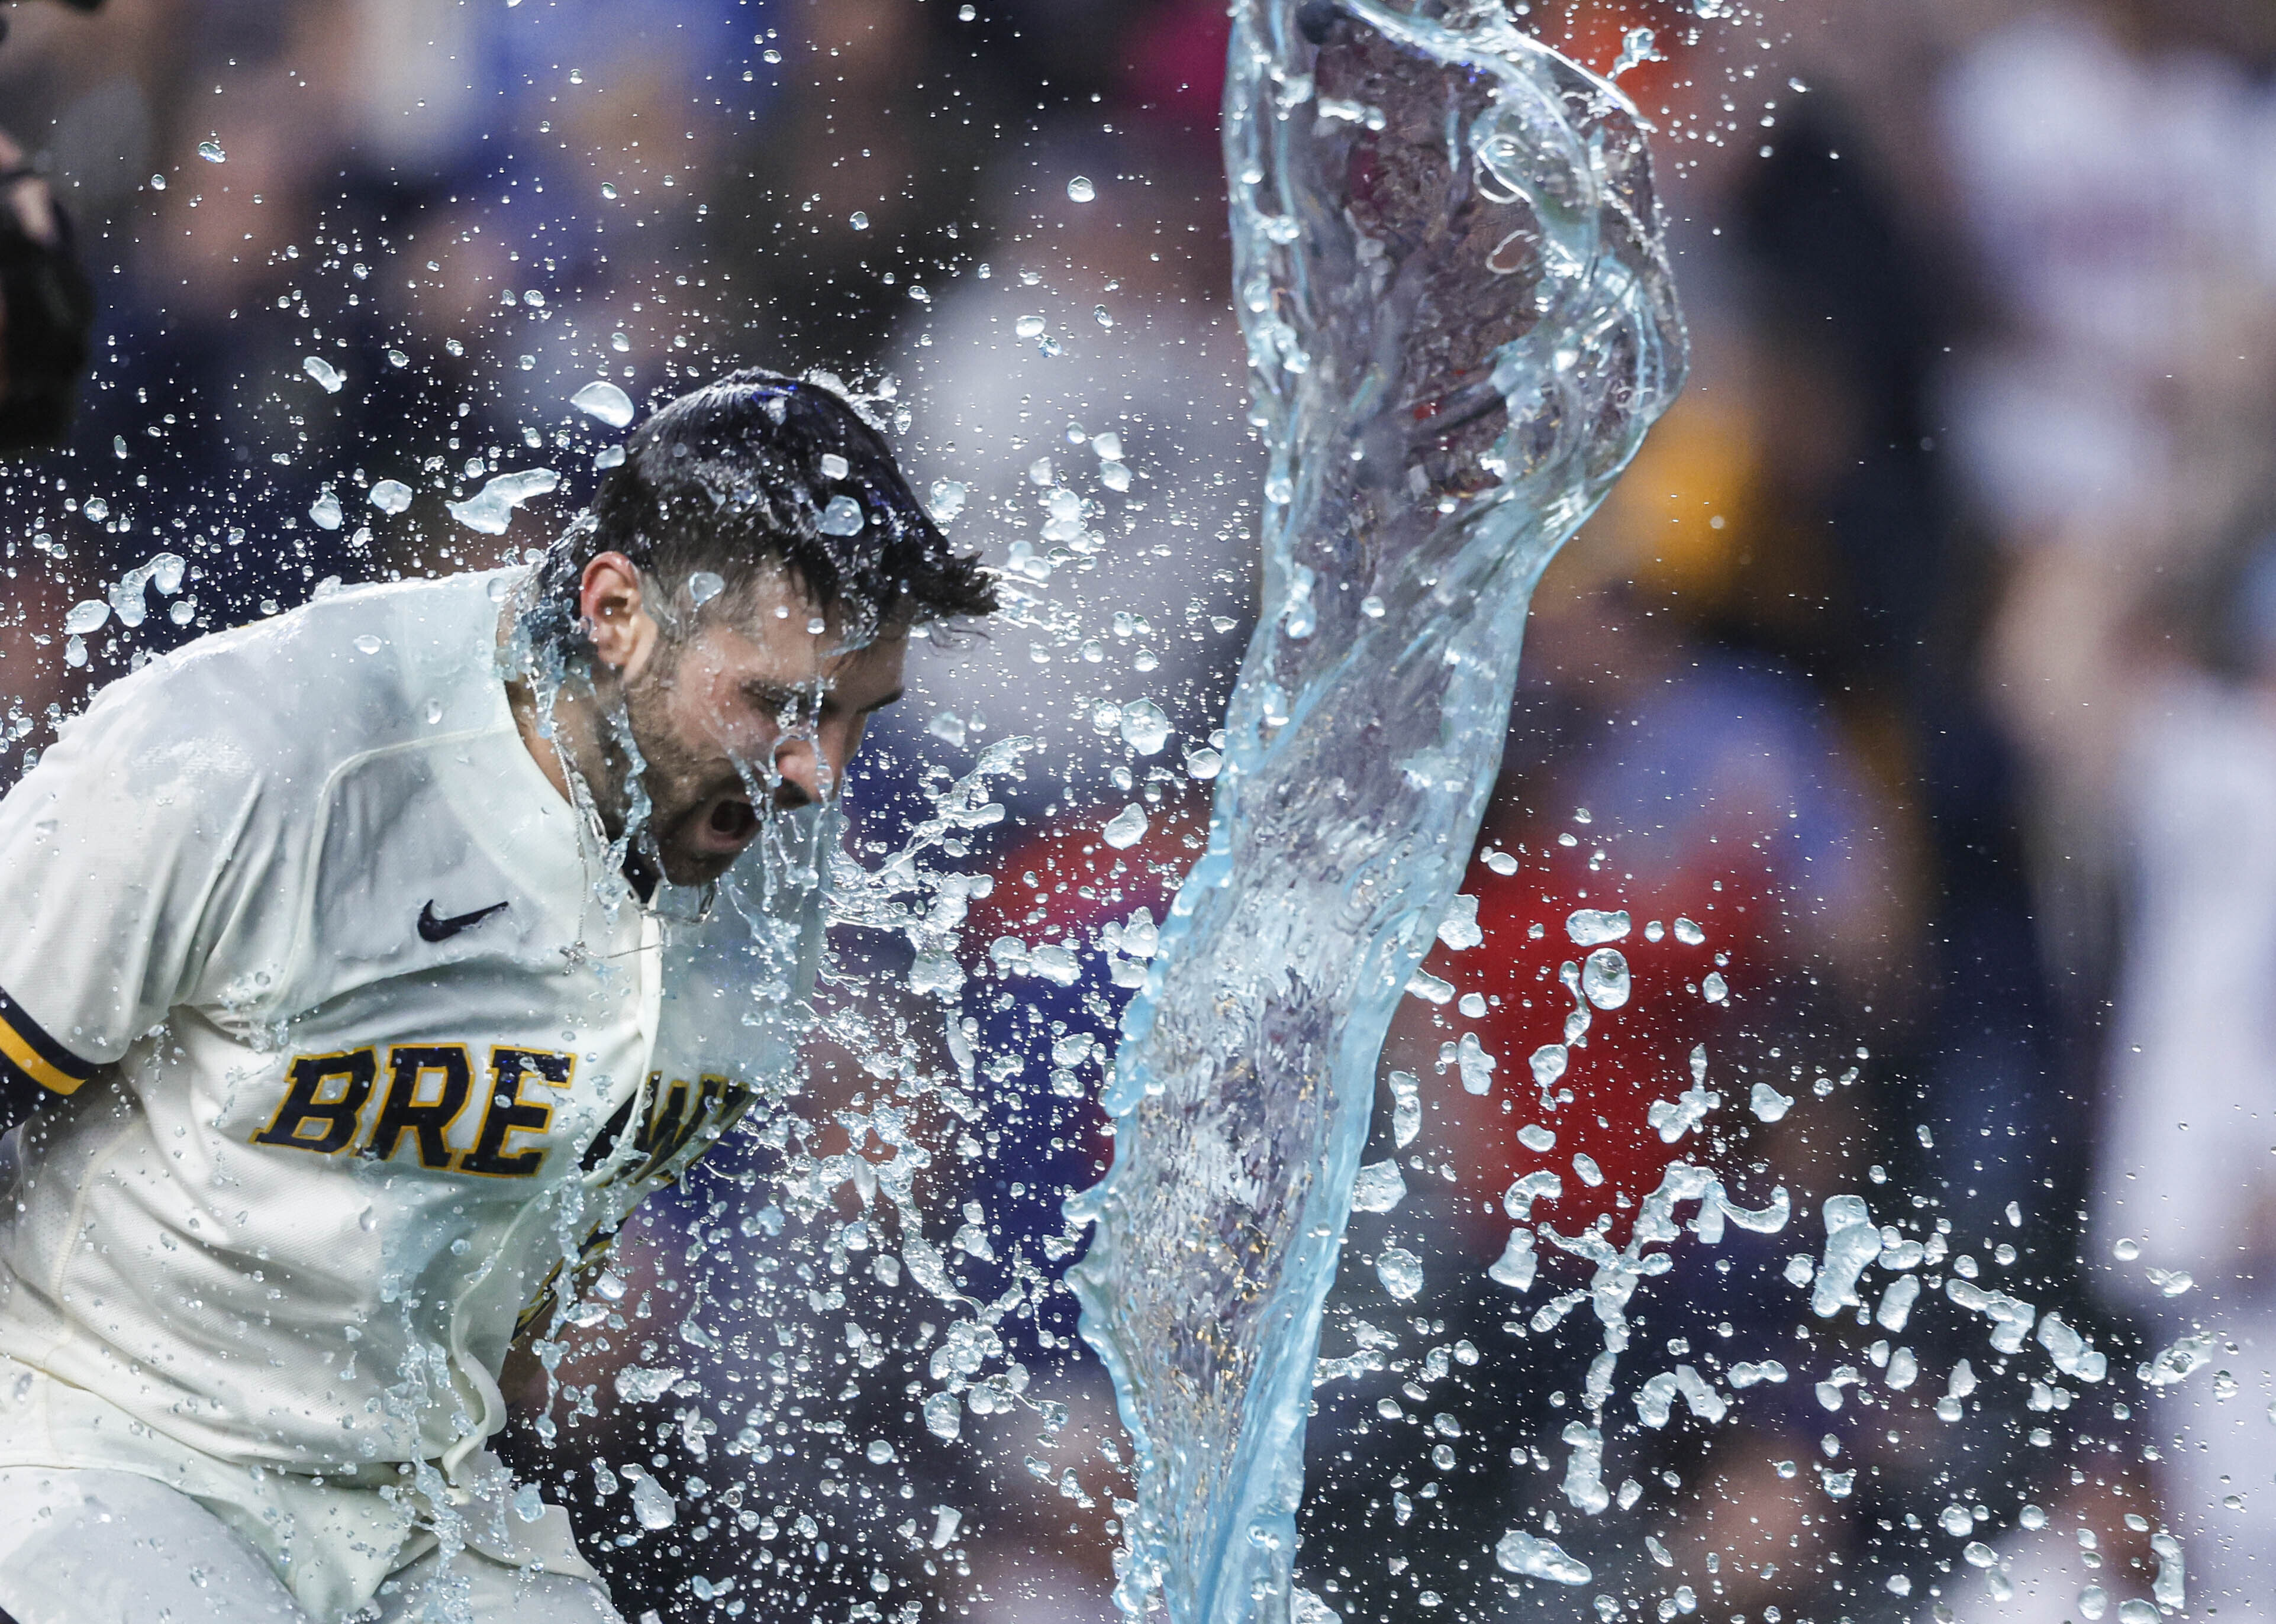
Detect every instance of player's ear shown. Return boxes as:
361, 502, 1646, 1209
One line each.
579, 552, 658, 676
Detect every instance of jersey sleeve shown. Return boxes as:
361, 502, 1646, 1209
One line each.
0, 673, 273, 1096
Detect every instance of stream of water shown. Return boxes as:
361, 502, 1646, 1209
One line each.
1064, 7, 1687, 1620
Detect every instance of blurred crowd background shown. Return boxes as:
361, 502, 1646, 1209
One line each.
4, 0, 2276, 1620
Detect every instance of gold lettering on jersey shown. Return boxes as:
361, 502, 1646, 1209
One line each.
257, 1045, 574, 1177
630, 1071, 740, 1185
362, 1045, 474, 1168
252, 1051, 378, 1154
459, 1047, 576, 1178
515, 1068, 754, 1339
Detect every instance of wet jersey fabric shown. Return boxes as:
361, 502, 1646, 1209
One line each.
0, 1348, 611, 1622
0, 569, 824, 1612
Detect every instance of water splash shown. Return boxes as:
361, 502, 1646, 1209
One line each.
446, 467, 560, 535
1063, 4, 1686, 1620
570, 379, 637, 428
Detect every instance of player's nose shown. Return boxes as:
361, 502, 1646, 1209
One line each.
769, 737, 830, 809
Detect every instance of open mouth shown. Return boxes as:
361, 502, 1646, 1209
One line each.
694, 794, 760, 853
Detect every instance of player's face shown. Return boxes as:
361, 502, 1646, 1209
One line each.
623, 577, 907, 886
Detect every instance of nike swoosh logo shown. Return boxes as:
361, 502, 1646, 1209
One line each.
418, 899, 510, 943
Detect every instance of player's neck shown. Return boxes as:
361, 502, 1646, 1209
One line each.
505, 673, 579, 811
507, 674, 629, 837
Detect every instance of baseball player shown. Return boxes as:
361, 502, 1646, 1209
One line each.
0, 369, 995, 1622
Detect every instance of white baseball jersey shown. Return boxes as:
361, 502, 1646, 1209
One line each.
0, 569, 823, 1485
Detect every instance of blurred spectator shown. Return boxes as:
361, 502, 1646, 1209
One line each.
1937, 8, 2276, 1619
0, 130, 94, 452
2081, 527, 2276, 1623
1947, 0, 2276, 1003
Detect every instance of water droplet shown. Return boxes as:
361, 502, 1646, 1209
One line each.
1749, 1083, 1793, 1123
1453, 1032, 1496, 1094
929, 480, 968, 524
1185, 746, 1222, 780
1350, 1161, 1406, 1213
1609, 25, 1661, 79
923, 1391, 962, 1440
1529, 1045, 1568, 1093
1672, 916, 1706, 945
1068, 176, 1096, 203
1581, 948, 1630, 1009
1016, 315, 1047, 340
352, 634, 383, 655
1436, 895, 1482, 951
446, 468, 560, 535
818, 495, 866, 536
600, 182, 618, 199
821, 452, 851, 481
686, 571, 725, 609
149, 174, 166, 191
763, 47, 784, 63
1517, 1124, 1555, 1152
866, 1440, 896, 1464
1376, 1247, 1423, 1300
1095, 304, 1114, 328
2113, 1236, 2140, 1261
1700, 971, 1727, 1003
1494, 1529, 1591, 1584
310, 490, 343, 531
303, 356, 344, 393
630, 1474, 677, 1531
849, 211, 870, 231
368, 479, 414, 515
1565, 908, 1630, 946
82, 498, 109, 523
614, 1365, 683, 1404
1119, 699, 1169, 755
1102, 803, 1149, 850
63, 599, 111, 637
512, 1483, 546, 1523
196, 139, 225, 163
385, 348, 409, 368
571, 379, 636, 427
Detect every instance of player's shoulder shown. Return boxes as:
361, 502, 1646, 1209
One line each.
59, 570, 516, 789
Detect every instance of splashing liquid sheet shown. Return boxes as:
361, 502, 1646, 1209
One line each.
1065, 5, 1685, 1621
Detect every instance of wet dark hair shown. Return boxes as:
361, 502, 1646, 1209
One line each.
0, 182, 94, 454
532, 367, 995, 651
